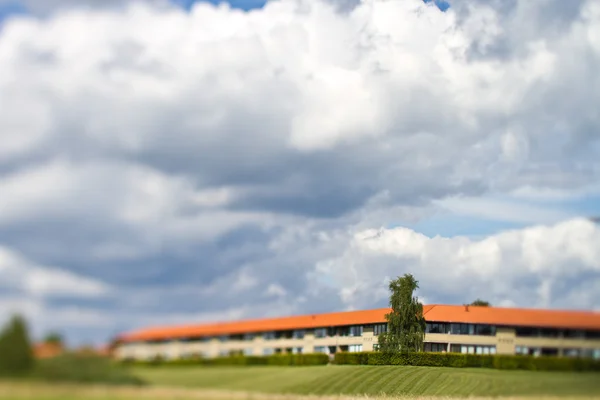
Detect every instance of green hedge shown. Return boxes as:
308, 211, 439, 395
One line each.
334, 352, 600, 372
33, 354, 145, 385
130, 353, 329, 367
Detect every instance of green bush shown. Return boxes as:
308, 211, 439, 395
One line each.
334, 352, 368, 365
333, 351, 600, 372
0, 315, 34, 377
266, 353, 329, 366
33, 353, 145, 385
132, 353, 329, 367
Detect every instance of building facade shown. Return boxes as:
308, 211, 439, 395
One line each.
113, 304, 600, 361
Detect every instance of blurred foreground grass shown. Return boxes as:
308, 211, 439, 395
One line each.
2, 361, 600, 399
1, 381, 600, 400
134, 365, 600, 398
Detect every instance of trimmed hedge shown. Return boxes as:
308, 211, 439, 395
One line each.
33, 353, 145, 385
130, 353, 329, 367
334, 351, 600, 372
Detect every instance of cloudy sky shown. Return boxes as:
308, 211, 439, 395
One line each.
0, 0, 599, 346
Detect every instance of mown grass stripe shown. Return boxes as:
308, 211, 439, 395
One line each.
134, 365, 600, 398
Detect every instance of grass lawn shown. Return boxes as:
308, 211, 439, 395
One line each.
134, 365, 600, 398
1, 381, 600, 400
2, 365, 600, 399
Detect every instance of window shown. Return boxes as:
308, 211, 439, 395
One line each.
292, 347, 303, 354
565, 329, 585, 338
293, 330, 305, 339
580, 349, 600, 359
314, 328, 327, 338
219, 335, 229, 342
314, 346, 329, 354
349, 326, 363, 337
348, 344, 363, 353
564, 349, 579, 358
263, 331, 276, 340
276, 330, 293, 339
449, 324, 478, 335
244, 348, 254, 356
426, 323, 448, 334
373, 324, 387, 335
263, 348, 274, 356
244, 333, 255, 341
516, 346, 540, 356
586, 330, 600, 339
454, 345, 495, 354
474, 325, 496, 336
539, 328, 560, 338
181, 336, 209, 343
337, 327, 350, 337
516, 327, 537, 337
540, 348, 559, 356
424, 343, 447, 352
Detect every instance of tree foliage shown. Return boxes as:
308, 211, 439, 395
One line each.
377, 273, 426, 353
470, 299, 491, 307
44, 332, 64, 346
0, 314, 35, 376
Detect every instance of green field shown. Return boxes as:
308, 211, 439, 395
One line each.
134, 365, 600, 398
2, 365, 600, 400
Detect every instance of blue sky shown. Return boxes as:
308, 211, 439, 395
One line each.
0, 2, 25, 21
0, 0, 599, 347
0, 0, 451, 21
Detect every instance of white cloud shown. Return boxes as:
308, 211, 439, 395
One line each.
0, 0, 599, 344
315, 218, 600, 310
0, 247, 111, 297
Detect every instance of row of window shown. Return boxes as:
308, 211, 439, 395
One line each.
426, 324, 600, 339
177, 342, 495, 359
452, 344, 497, 355
228, 346, 364, 356
179, 325, 366, 342
516, 346, 600, 359
515, 328, 600, 339
426, 323, 496, 336
314, 326, 364, 338
424, 342, 497, 355
139, 324, 600, 344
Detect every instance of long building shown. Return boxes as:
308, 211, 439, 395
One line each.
113, 304, 600, 361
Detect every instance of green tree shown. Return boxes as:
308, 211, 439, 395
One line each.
0, 314, 35, 376
377, 273, 426, 353
44, 332, 64, 346
470, 299, 491, 307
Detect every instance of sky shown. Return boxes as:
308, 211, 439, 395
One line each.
0, 0, 599, 347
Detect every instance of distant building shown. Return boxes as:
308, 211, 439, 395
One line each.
33, 342, 63, 359
112, 304, 600, 361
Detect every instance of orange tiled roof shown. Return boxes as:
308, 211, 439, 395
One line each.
118, 307, 404, 342
117, 304, 600, 343
424, 304, 600, 331
33, 342, 63, 359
